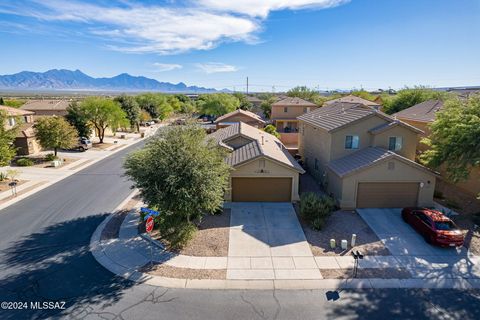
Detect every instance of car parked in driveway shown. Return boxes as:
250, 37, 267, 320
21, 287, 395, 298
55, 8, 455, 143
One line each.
401, 207, 464, 247
76, 137, 92, 152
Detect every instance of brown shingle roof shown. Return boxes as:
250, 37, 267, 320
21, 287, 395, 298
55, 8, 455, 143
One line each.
324, 95, 381, 107
214, 109, 265, 124
20, 99, 70, 111
393, 99, 444, 123
328, 147, 437, 178
272, 97, 318, 107
0, 105, 34, 116
208, 122, 304, 173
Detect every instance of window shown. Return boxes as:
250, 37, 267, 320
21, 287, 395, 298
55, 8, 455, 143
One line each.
345, 135, 359, 149
389, 136, 403, 151
259, 159, 266, 168
284, 107, 288, 113
8, 117, 16, 126
314, 158, 319, 170
303, 107, 311, 113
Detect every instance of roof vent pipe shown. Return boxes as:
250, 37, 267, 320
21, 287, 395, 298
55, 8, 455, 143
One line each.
261, 136, 264, 145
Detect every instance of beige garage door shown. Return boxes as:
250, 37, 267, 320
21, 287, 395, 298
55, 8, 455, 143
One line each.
357, 182, 419, 208
232, 178, 292, 202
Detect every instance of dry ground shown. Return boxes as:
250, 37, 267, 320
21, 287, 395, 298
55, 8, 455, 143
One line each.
296, 207, 390, 256
321, 267, 411, 279
92, 142, 114, 150
141, 264, 226, 280
0, 180, 27, 192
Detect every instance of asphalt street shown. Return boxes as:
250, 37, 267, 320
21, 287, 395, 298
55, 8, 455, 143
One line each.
0, 140, 479, 320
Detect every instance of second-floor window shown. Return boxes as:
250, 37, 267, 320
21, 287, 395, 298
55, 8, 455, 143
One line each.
388, 136, 403, 151
284, 107, 288, 113
303, 107, 311, 113
345, 135, 359, 149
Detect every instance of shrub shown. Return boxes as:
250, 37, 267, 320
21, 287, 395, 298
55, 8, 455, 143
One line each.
45, 153, 58, 162
300, 192, 336, 230
6, 169, 20, 181
16, 158, 34, 167
0, 172, 7, 181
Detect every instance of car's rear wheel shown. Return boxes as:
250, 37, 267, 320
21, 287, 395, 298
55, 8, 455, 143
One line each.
79, 146, 85, 152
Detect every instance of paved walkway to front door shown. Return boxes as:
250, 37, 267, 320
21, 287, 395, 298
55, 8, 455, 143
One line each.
225, 202, 321, 280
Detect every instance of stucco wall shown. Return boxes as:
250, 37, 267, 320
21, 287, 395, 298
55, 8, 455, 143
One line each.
334, 158, 436, 209
225, 157, 301, 201
271, 105, 317, 120
372, 125, 419, 160
298, 121, 332, 183
330, 115, 386, 160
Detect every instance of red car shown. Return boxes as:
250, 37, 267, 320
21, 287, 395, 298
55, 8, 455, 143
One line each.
401, 207, 464, 247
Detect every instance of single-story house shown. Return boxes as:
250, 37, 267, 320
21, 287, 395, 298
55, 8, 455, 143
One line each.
208, 122, 304, 202
20, 99, 71, 118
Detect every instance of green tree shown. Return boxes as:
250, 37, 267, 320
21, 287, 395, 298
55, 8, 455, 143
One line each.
287, 86, 328, 106
66, 101, 91, 138
233, 92, 253, 110
350, 90, 376, 101
124, 125, 231, 248
260, 96, 276, 118
135, 93, 174, 120
0, 111, 18, 166
0, 97, 4, 105
382, 87, 452, 114
263, 124, 280, 138
80, 97, 128, 143
420, 95, 480, 185
197, 93, 240, 116
34, 117, 77, 156
114, 94, 141, 131
175, 94, 196, 114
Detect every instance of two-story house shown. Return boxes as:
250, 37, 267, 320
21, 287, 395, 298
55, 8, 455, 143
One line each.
298, 102, 437, 209
394, 99, 480, 196
0, 105, 39, 155
208, 122, 304, 202
270, 97, 318, 153
214, 109, 265, 130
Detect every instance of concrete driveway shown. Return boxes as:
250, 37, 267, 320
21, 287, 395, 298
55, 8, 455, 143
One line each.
225, 202, 321, 280
357, 208, 480, 279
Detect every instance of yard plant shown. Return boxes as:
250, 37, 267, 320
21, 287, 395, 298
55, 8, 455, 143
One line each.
300, 192, 336, 230
124, 124, 231, 249
16, 158, 34, 167
34, 117, 78, 156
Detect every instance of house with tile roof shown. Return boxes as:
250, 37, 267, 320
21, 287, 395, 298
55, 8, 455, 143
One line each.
297, 101, 437, 209
394, 99, 480, 196
20, 99, 71, 118
324, 95, 382, 109
208, 122, 304, 202
0, 105, 40, 155
214, 109, 265, 129
270, 97, 319, 153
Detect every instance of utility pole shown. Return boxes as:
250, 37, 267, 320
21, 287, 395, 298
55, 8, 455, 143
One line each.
246, 77, 249, 95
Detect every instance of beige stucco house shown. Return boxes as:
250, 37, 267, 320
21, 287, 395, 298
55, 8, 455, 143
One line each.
20, 99, 71, 118
0, 105, 40, 155
270, 97, 318, 152
324, 95, 382, 110
208, 122, 304, 202
298, 101, 437, 209
394, 99, 480, 196
214, 109, 265, 130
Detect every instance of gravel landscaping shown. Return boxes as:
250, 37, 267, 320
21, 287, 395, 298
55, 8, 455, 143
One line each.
321, 267, 411, 279
141, 264, 226, 280
179, 209, 231, 257
297, 208, 390, 256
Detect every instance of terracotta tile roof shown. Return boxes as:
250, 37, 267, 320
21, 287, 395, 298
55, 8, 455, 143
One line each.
324, 95, 381, 107
368, 120, 423, 134
328, 147, 437, 178
0, 105, 34, 116
272, 97, 318, 107
214, 109, 265, 124
20, 99, 70, 111
208, 122, 304, 173
393, 99, 444, 123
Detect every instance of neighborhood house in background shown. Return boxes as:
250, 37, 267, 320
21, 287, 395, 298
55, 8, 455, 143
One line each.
0, 104, 39, 155
214, 109, 265, 129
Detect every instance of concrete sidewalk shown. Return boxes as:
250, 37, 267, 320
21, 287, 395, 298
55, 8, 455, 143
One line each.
90, 205, 480, 290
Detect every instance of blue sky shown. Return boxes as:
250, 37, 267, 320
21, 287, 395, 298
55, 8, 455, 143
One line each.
0, 0, 479, 91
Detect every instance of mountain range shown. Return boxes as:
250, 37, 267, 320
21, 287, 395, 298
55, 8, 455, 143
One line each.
0, 69, 220, 93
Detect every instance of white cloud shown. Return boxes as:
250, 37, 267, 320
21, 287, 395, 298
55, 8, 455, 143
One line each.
152, 63, 183, 72
2, 0, 349, 54
196, 62, 239, 74
198, 0, 350, 18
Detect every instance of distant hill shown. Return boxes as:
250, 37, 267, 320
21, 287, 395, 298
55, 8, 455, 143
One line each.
0, 69, 220, 93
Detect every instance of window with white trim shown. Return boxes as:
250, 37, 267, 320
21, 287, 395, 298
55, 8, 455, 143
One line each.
388, 136, 403, 151
345, 135, 359, 149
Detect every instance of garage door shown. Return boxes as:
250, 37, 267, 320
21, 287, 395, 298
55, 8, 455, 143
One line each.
232, 178, 292, 202
356, 182, 419, 208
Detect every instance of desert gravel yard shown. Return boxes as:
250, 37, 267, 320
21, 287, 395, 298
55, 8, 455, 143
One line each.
321, 267, 411, 279
141, 264, 226, 280
297, 209, 391, 256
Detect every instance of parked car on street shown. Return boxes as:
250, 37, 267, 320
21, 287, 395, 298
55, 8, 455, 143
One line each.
401, 207, 464, 247
76, 137, 92, 152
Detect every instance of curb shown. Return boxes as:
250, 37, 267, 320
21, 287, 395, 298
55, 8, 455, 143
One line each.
90, 200, 480, 290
